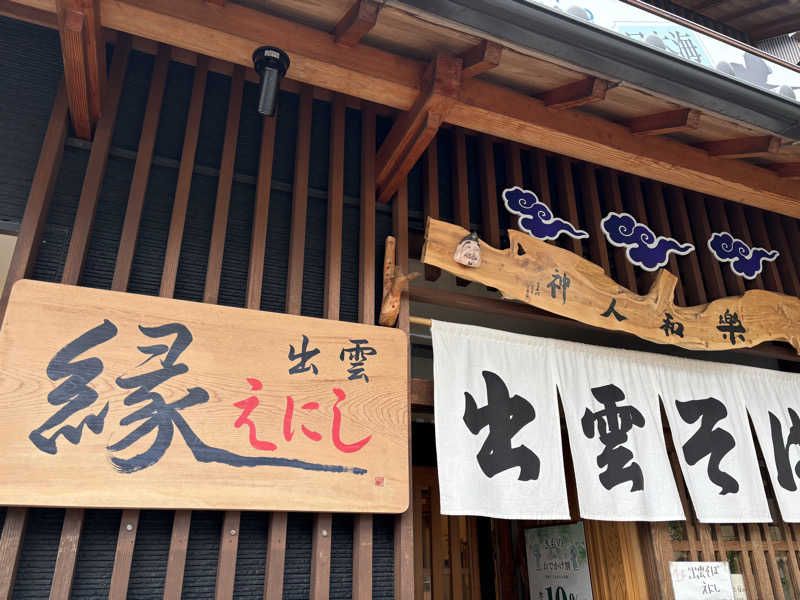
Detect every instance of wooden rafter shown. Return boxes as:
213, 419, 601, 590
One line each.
459, 39, 502, 79
537, 76, 609, 109
333, 0, 378, 47
721, 0, 785, 23
55, 0, 105, 140
625, 108, 701, 136
9, 0, 800, 216
697, 135, 781, 158
750, 13, 800, 40
376, 53, 460, 203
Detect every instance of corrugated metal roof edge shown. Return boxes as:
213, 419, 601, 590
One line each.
391, 0, 800, 141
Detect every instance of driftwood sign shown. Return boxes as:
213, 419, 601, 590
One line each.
421, 218, 800, 354
0, 280, 409, 512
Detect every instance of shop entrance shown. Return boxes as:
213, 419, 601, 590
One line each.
413, 466, 491, 599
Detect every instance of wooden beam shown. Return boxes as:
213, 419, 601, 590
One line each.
109, 509, 140, 599
13, 0, 800, 217
459, 39, 502, 79
214, 511, 240, 599
537, 77, 609, 110
774, 163, 800, 179
61, 33, 130, 285
0, 80, 68, 320
625, 108, 701, 136
203, 64, 244, 304
163, 510, 191, 599
377, 110, 442, 204
353, 103, 376, 600
285, 84, 313, 315
160, 54, 208, 298
333, 0, 378, 47
697, 135, 781, 158
112, 43, 170, 292
55, 0, 105, 138
423, 138, 441, 281
376, 53, 460, 203
0, 508, 28, 598
392, 181, 414, 600
57, 7, 91, 139
49, 508, 84, 600
0, 0, 57, 27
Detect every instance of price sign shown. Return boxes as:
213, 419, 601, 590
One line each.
730, 574, 747, 600
525, 522, 593, 600
669, 562, 735, 600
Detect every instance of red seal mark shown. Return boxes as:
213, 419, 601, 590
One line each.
374, 476, 384, 487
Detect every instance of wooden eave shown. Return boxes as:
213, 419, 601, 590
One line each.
2, 0, 800, 217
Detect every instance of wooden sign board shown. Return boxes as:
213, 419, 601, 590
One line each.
0, 280, 409, 513
422, 218, 800, 354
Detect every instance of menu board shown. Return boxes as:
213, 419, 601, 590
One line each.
525, 522, 593, 600
669, 562, 734, 600
730, 574, 747, 600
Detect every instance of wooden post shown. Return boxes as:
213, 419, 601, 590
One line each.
584, 520, 651, 600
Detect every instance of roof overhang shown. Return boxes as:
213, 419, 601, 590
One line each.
393, 0, 800, 140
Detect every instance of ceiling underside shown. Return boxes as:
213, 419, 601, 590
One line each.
645, 0, 800, 41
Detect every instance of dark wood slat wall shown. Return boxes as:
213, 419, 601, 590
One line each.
111, 43, 169, 293
60, 35, 131, 286
160, 55, 209, 298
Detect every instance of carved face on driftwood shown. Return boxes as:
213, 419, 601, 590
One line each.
453, 232, 482, 267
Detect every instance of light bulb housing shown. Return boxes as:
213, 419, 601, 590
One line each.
252, 46, 290, 117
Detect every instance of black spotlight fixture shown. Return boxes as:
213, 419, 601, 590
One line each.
252, 46, 290, 117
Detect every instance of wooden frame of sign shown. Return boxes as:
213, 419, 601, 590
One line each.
0, 280, 409, 513
421, 218, 800, 354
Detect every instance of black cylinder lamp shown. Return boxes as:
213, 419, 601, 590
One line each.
252, 46, 290, 117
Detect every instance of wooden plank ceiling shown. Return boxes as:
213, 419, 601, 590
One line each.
642, 0, 800, 41
1, 0, 799, 217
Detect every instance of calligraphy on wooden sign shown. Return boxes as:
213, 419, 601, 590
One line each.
421, 218, 800, 354
0, 280, 409, 513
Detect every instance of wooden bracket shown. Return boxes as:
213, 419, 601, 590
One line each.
460, 40, 502, 79
537, 76, 609, 110
333, 0, 379, 47
625, 108, 701, 136
379, 236, 419, 327
376, 53, 461, 204
56, 0, 106, 140
697, 135, 781, 158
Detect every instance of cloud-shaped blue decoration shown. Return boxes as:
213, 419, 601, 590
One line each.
601, 211, 694, 271
502, 186, 589, 241
707, 232, 779, 280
